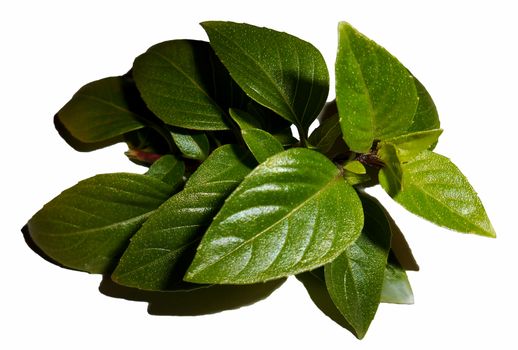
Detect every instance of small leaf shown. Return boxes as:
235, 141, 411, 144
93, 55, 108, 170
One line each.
202, 21, 329, 136
27, 174, 175, 273
57, 76, 147, 143
170, 128, 210, 160
185, 148, 363, 284
324, 193, 392, 339
308, 114, 342, 155
111, 145, 255, 290
344, 160, 366, 175
408, 76, 441, 133
229, 108, 262, 130
241, 128, 284, 163
133, 40, 232, 130
145, 154, 185, 187
377, 143, 403, 197
336, 22, 418, 153
380, 151, 496, 237
382, 128, 443, 162
381, 260, 414, 305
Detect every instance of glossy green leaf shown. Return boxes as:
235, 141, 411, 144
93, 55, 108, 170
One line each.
382, 128, 443, 162
27, 174, 175, 273
408, 77, 441, 133
202, 21, 329, 136
57, 76, 146, 143
185, 148, 363, 284
336, 22, 418, 153
111, 145, 255, 290
380, 151, 496, 237
324, 193, 392, 339
308, 114, 342, 155
133, 40, 231, 130
145, 154, 185, 187
170, 129, 210, 160
344, 160, 366, 175
381, 261, 414, 304
241, 128, 284, 163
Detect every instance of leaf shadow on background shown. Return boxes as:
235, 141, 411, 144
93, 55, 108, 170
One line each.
296, 270, 356, 335
23, 224, 287, 316
99, 275, 286, 316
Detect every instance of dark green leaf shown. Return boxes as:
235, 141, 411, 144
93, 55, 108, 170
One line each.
57, 76, 147, 143
185, 148, 363, 284
27, 174, 175, 273
380, 151, 496, 237
202, 21, 329, 136
145, 154, 185, 188
133, 40, 231, 130
111, 145, 255, 290
308, 114, 342, 155
382, 128, 443, 162
229, 108, 262, 130
381, 261, 414, 304
384, 208, 419, 271
336, 22, 418, 153
170, 129, 210, 160
408, 77, 441, 133
241, 128, 284, 163
324, 193, 392, 339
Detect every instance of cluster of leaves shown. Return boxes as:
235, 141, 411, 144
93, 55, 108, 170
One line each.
25, 21, 495, 339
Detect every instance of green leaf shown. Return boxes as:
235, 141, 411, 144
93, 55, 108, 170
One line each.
344, 160, 366, 175
382, 128, 443, 162
185, 148, 363, 284
229, 108, 262, 130
111, 145, 255, 290
27, 173, 175, 273
324, 193, 392, 339
377, 143, 403, 197
308, 114, 342, 155
408, 77, 441, 133
335, 22, 418, 153
202, 21, 329, 136
133, 40, 232, 130
380, 151, 496, 237
241, 128, 284, 163
170, 128, 210, 160
57, 76, 147, 143
381, 260, 414, 304
145, 154, 185, 187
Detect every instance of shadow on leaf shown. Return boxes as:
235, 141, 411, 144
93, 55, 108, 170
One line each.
99, 275, 286, 316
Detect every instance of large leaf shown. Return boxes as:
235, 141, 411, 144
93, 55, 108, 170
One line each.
202, 21, 329, 136
336, 22, 418, 153
111, 145, 255, 290
133, 40, 234, 130
27, 173, 176, 273
57, 76, 147, 143
185, 148, 363, 284
379, 151, 496, 237
324, 193, 392, 339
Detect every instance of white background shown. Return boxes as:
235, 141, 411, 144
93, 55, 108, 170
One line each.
2, 0, 517, 349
